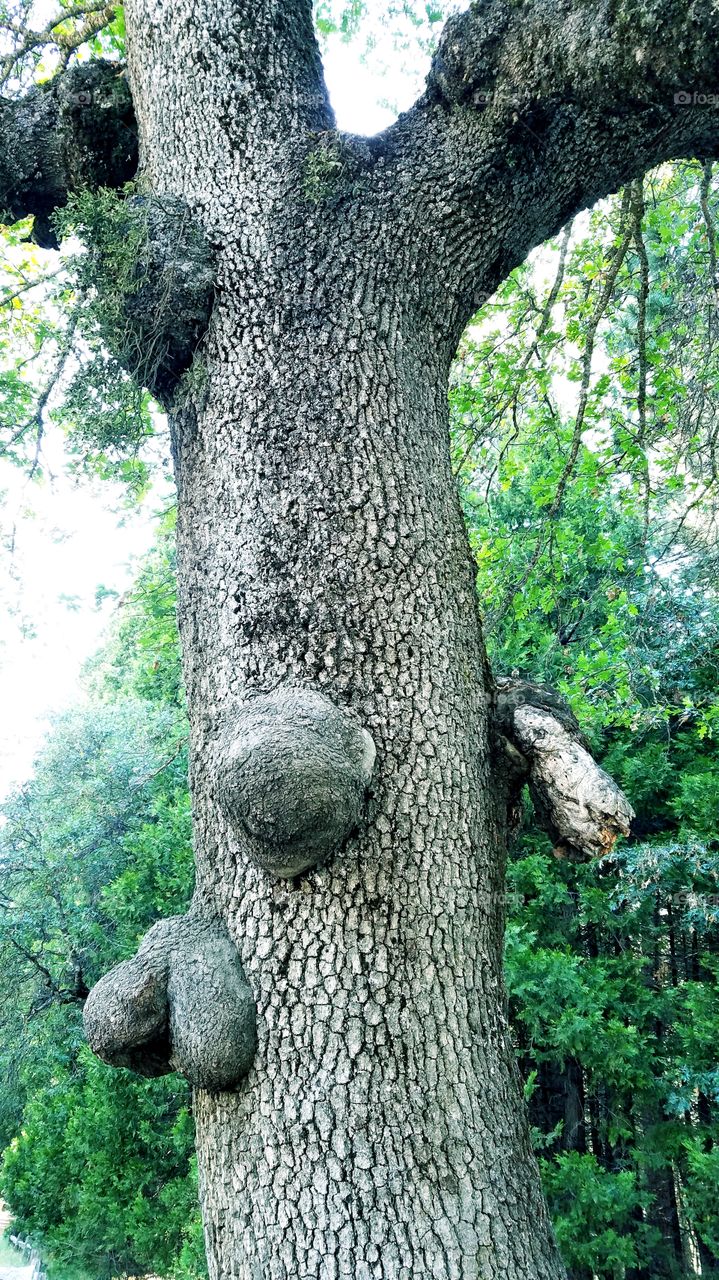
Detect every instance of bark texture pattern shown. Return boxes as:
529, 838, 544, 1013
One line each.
116, 4, 565, 1275
217, 685, 377, 878
84, 914, 257, 1091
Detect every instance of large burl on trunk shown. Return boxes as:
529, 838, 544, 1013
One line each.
6, 1, 718, 1276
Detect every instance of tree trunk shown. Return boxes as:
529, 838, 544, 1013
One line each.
170, 116, 563, 1280
184, 313, 562, 1279
100, 4, 566, 1276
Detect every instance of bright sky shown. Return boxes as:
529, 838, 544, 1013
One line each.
0, 25, 433, 799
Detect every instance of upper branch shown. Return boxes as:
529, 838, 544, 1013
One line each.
0, 60, 137, 246
395, 0, 719, 330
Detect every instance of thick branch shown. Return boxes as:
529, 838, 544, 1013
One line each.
83, 914, 257, 1091
395, 0, 719, 328
0, 60, 137, 246
494, 677, 634, 859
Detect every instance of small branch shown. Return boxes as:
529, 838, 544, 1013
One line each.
700, 161, 719, 301
4, 933, 60, 992
453, 220, 574, 485
1, 312, 78, 470
0, 3, 116, 89
630, 178, 652, 546
494, 677, 635, 860
131, 736, 189, 788
0, 266, 63, 309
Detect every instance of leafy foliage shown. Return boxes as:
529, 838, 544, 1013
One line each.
3, 1061, 200, 1280
0, 571, 198, 1276
0, 1, 123, 94
453, 160, 719, 1278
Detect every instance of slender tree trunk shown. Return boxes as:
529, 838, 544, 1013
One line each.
528, 1059, 586, 1156
637, 910, 685, 1280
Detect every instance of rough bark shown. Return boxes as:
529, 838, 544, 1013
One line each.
8, 0, 715, 1276
494, 678, 634, 859
0, 60, 137, 246
107, 5, 563, 1272
216, 686, 377, 878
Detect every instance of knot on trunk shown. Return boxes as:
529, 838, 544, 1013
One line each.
217, 686, 377, 879
83, 914, 256, 1091
494, 676, 634, 860
427, 5, 512, 108
60, 187, 215, 404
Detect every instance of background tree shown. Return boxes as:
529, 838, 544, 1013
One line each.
1, 2, 719, 1278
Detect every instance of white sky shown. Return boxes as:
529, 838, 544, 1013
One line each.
0, 29, 431, 799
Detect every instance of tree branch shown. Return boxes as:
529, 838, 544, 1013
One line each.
0, 59, 137, 246
494, 676, 635, 859
394, 0, 719, 333
0, 2, 116, 89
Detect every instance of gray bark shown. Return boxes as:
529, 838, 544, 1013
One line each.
495, 678, 634, 859
0, 60, 136, 245
121, 3, 560, 1266
8, 0, 714, 1275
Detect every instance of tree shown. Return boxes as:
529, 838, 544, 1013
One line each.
1, 2, 718, 1277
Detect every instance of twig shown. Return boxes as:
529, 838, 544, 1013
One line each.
630, 178, 651, 547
